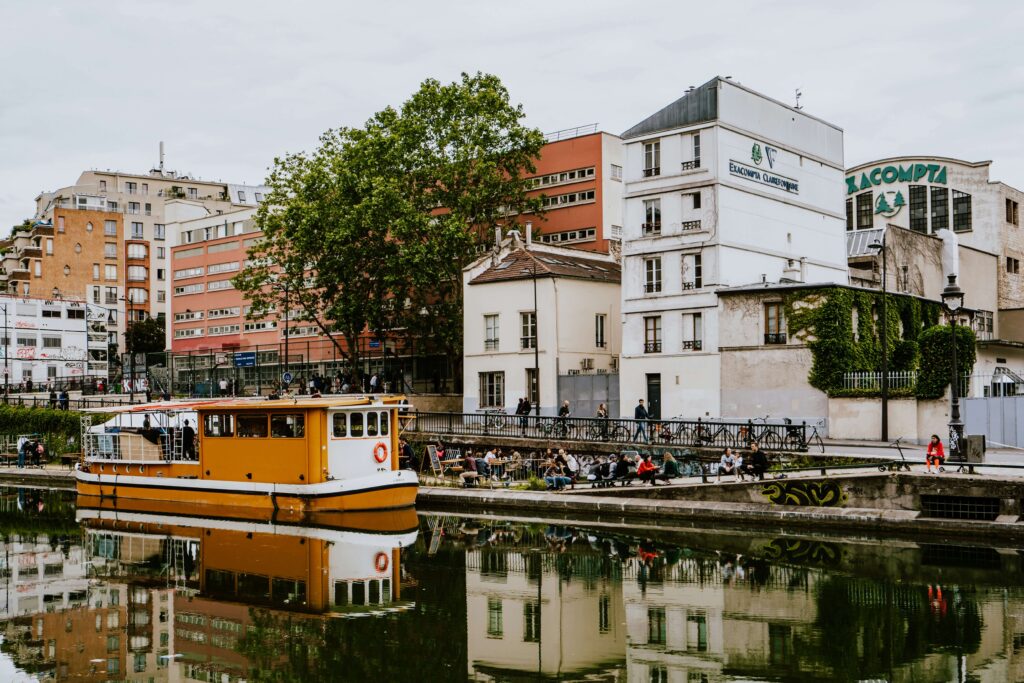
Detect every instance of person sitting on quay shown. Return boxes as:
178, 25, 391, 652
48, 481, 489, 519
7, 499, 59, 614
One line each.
460, 451, 479, 487
734, 452, 745, 481
742, 442, 769, 481
637, 453, 660, 485
614, 453, 636, 485
658, 452, 682, 483
926, 434, 945, 474
543, 458, 572, 491
557, 449, 579, 483
717, 447, 739, 483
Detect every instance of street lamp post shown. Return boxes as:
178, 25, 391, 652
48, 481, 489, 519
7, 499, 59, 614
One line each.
941, 274, 965, 459
869, 234, 889, 441
122, 293, 135, 403
1, 303, 8, 401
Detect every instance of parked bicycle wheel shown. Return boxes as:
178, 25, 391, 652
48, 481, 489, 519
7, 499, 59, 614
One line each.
608, 424, 630, 442
759, 431, 783, 450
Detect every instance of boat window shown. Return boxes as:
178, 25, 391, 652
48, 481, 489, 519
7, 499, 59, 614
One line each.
271, 414, 305, 438
332, 413, 346, 438
366, 412, 378, 437
350, 413, 363, 437
379, 411, 389, 435
237, 414, 269, 438
203, 414, 234, 437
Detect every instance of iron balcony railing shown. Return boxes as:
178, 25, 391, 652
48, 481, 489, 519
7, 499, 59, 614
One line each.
405, 411, 811, 451
642, 167, 660, 178
520, 337, 536, 350
644, 341, 662, 353
764, 333, 787, 345
644, 283, 662, 293
484, 339, 499, 351
680, 160, 701, 171
681, 340, 703, 351
641, 222, 661, 236
681, 220, 702, 231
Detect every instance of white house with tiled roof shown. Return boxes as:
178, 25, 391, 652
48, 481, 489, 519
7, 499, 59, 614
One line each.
462, 228, 621, 416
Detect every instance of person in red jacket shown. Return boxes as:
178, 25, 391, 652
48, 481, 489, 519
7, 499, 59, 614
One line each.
637, 454, 659, 485
926, 434, 945, 473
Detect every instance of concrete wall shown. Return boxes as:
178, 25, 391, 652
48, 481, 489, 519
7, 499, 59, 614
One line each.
828, 397, 949, 444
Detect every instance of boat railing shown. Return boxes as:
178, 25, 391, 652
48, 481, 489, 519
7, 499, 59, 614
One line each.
82, 429, 197, 463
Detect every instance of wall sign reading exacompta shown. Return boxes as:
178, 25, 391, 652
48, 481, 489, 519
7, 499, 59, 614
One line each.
846, 163, 947, 195
728, 160, 799, 194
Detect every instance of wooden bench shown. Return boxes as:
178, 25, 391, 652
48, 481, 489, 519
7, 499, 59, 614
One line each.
60, 454, 80, 470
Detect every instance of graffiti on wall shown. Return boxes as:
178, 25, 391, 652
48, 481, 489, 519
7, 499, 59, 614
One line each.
761, 480, 847, 507
761, 538, 845, 568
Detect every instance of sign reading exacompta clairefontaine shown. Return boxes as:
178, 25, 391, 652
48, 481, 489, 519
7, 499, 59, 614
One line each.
846, 163, 947, 195
728, 160, 799, 194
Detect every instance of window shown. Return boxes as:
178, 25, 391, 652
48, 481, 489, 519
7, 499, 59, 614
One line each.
125, 181, 136, 194
156, 268, 165, 281
91, 263, 99, 280
693, 132, 701, 168
332, 413, 347, 437
127, 266, 147, 281
17, 335, 36, 347
104, 265, 117, 281
42, 336, 61, 348
99, 180, 106, 192
682, 253, 702, 289
484, 314, 499, 350
610, 164, 622, 181
1007, 257, 1020, 274
154, 224, 165, 240
539, 189, 595, 209
487, 598, 503, 638
644, 257, 662, 293
155, 246, 166, 259
127, 201, 140, 214
174, 283, 204, 296
127, 243, 147, 259
271, 414, 304, 438
682, 312, 703, 350
366, 412, 379, 437
974, 310, 994, 340
479, 372, 504, 408
157, 290, 165, 302
45, 238, 53, 255
144, 203, 151, 215
648, 607, 667, 645
104, 287, 117, 304
1008, 198, 1020, 226
57, 216, 65, 232
237, 414, 268, 438
595, 314, 606, 348
34, 260, 41, 277
208, 307, 240, 319
204, 414, 234, 437
856, 192, 873, 229
243, 320, 276, 331
931, 187, 949, 231
643, 198, 661, 235
208, 261, 239, 274
523, 601, 541, 643
953, 190, 972, 232
107, 200, 117, 211
350, 412, 363, 437
529, 166, 595, 188
175, 266, 204, 279
909, 185, 928, 233
188, 187, 198, 199
175, 311, 203, 322
538, 227, 597, 244
691, 191, 701, 210
643, 141, 660, 177
207, 324, 240, 336
104, 243, 117, 258
255, 192, 263, 202
845, 199, 853, 231
131, 222, 143, 239
526, 368, 539, 405
765, 303, 786, 344
644, 316, 662, 353
104, 220, 117, 236
207, 280, 233, 291
238, 190, 247, 202
687, 613, 708, 652
520, 312, 536, 349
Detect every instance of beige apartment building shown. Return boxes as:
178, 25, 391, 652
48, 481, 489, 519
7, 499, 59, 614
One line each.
2, 159, 267, 364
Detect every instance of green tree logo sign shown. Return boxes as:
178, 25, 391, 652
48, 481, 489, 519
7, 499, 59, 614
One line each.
751, 143, 763, 166
874, 190, 905, 217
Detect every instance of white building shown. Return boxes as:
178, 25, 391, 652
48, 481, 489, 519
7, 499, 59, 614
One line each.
0, 294, 111, 388
618, 76, 847, 419
462, 231, 621, 416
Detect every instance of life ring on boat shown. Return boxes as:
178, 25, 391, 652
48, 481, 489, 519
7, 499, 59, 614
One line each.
373, 442, 388, 464
374, 552, 389, 573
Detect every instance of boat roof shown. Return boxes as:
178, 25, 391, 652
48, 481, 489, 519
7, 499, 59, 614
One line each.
81, 395, 409, 414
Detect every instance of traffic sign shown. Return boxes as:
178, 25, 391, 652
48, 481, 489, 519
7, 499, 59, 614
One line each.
234, 352, 256, 368
282, 372, 293, 385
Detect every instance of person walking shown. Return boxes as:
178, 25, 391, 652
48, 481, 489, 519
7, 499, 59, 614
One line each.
925, 434, 945, 473
633, 399, 649, 443
597, 403, 609, 440
557, 401, 571, 437
516, 398, 530, 435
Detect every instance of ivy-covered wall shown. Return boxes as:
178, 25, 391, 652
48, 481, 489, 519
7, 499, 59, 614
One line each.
783, 286, 970, 398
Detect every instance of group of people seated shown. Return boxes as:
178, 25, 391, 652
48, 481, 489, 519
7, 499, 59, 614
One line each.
585, 452, 682, 487
16, 436, 46, 468
715, 442, 770, 482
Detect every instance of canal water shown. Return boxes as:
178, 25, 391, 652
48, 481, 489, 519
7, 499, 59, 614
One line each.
0, 487, 1021, 682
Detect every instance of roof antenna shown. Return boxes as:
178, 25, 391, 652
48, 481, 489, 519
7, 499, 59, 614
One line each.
794, 89, 803, 110
159, 141, 165, 172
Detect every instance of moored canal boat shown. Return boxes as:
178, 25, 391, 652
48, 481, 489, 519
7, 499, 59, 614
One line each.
74, 396, 418, 512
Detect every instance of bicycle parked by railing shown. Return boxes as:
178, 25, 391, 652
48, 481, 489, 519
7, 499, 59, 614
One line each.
877, 438, 912, 472
580, 419, 630, 442
737, 416, 783, 450
482, 409, 506, 430
678, 421, 738, 448
540, 417, 577, 440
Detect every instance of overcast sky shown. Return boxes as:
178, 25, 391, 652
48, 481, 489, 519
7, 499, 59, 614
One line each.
1, 0, 1021, 229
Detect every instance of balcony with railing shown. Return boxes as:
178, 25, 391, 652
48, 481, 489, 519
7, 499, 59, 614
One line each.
31, 224, 54, 237
681, 339, 703, 351
520, 336, 536, 350
680, 160, 701, 171
9, 269, 30, 281
644, 341, 662, 353
21, 246, 41, 258
642, 166, 660, 178
644, 282, 662, 294
681, 281, 697, 290
764, 333, 787, 345
681, 220, 702, 231
641, 222, 661, 236
484, 338, 500, 351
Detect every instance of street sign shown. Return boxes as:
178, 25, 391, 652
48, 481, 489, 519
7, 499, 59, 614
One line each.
234, 352, 256, 368
282, 372, 293, 385
368, 340, 381, 349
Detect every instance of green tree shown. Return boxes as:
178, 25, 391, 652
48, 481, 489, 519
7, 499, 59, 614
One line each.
125, 315, 165, 354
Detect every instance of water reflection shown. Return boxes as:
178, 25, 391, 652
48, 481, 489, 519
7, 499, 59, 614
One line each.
0, 488, 1021, 682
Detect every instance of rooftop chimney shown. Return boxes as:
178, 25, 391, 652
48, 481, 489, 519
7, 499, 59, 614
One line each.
525, 221, 533, 247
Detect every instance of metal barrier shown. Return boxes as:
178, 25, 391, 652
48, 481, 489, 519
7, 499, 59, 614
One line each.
405, 411, 810, 451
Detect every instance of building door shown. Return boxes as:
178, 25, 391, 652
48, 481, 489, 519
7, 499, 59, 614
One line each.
646, 373, 661, 420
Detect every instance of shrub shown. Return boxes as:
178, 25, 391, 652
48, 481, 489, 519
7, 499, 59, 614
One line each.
916, 324, 976, 399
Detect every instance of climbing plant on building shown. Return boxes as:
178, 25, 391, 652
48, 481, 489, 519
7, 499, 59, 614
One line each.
915, 324, 976, 399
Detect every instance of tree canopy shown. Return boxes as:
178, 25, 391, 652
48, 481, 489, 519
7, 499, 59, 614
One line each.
125, 315, 166, 355
234, 72, 544, 380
